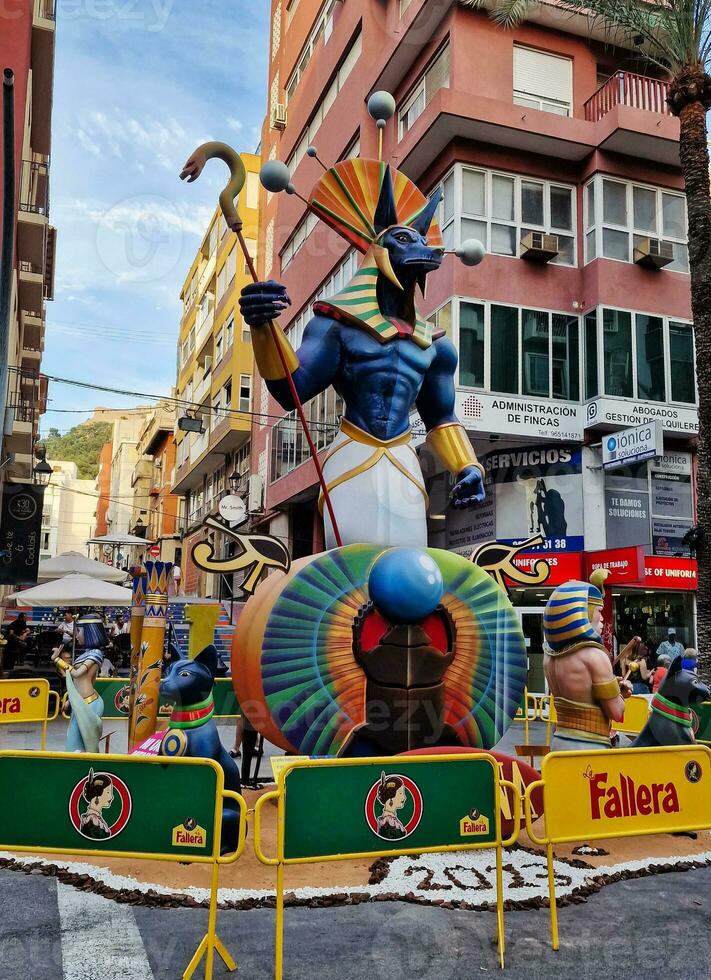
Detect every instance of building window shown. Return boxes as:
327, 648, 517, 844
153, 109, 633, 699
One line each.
285, 249, 358, 349
241, 321, 250, 343
588, 307, 696, 404
215, 330, 223, 364
459, 301, 485, 388
439, 165, 575, 265
281, 211, 319, 272
341, 133, 360, 160
443, 298, 580, 400
584, 312, 598, 400
225, 316, 234, 349
286, 29, 362, 171
285, 0, 338, 103
513, 45, 572, 116
399, 42, 450, 139
224, 379, 232, 411
669, 321, 695, 403
239, 375, 252, 413
242, 238, 257, 276
271, 388, 342, 482
246, 171, 260, 210
584, 176, 688, 271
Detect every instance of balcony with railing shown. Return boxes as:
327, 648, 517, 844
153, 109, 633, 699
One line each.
34, 0, 56, 22
19, 159, 50, 217
584, 71, 671, 122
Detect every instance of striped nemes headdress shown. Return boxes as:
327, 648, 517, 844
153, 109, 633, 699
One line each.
76, 612, 109, 651
543, 569, 610, 656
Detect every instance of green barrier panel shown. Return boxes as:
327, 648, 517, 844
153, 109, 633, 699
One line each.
0, 751, 248, 979
0, 751, 220, 860
96, 677, 240, 721
282, 755, 498, 862
254, 755, 515, 977
693, 701, 711, 743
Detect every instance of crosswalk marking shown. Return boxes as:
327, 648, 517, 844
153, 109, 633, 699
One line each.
57, 883, 154, 979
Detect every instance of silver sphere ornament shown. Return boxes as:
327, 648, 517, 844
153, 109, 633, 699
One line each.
456, 238, 486, 267
260, 160, 291, 193
367, 90, 396, 123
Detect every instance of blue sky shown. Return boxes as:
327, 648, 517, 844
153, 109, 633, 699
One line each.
42, 0, 270, 435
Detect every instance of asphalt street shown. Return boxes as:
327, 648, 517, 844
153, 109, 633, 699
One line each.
0, 863, 709, 979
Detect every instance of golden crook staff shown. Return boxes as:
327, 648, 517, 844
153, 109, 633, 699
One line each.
180, 141, 343, 546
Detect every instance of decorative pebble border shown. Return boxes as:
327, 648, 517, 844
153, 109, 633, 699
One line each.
1, 847, 709, 912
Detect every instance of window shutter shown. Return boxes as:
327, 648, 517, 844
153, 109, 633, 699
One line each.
513, 45, 572, 104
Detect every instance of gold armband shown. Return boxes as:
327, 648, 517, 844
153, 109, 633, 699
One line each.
54, 657, 72, 675
251, 322, 299, 381
592, 679, 621, 702
426, 423, 484, 478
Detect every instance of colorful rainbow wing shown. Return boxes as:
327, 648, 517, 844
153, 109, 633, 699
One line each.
260, 546, 381, 756
434, 549, 528, 748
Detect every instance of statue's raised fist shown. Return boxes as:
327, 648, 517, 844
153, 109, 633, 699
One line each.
239, 280, 292, 328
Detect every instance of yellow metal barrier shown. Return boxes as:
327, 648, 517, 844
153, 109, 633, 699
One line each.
540, 693, 651, 744
524, 745, 711, 950
512, 688, 541, 742
254, 754, 519, 976
0, 678, 59, 749
0, 750, 247, 980
612, 695, 651, 738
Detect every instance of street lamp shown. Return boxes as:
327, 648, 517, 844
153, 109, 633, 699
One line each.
131, 516, 146, 537
33, 446, 53, 486
228, 468, 240, 493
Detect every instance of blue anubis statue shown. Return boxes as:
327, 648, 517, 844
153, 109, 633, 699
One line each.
159, 645, 241, 853
240, 163, 486, 550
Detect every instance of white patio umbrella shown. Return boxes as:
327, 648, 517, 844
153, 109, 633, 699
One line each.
37, 551, 127, 583
86, 533, 155, 546
12, 574, 133, 607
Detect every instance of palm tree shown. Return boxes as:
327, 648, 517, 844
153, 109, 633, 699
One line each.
463, 0, 711, 676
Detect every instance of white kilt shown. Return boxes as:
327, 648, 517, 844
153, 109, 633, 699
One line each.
320, 419, 428, 549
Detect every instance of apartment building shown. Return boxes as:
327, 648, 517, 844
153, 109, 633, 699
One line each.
0, 1, 55, 485
102, 409, 152, 540
40, 459, 97, 559
172, 152, 260, 597
256, 0, 699, 682
132, 402, 180, 565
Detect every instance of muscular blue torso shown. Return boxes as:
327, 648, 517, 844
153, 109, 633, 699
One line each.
268, 315, 459, 441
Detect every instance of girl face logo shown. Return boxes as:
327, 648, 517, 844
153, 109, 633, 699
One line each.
68, 769, 132, 842
365, 772, 423, 842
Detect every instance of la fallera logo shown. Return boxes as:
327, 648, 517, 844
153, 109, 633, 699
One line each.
459, 808, 490, 837
172, 819, 207, 848
586, 768, 679, 820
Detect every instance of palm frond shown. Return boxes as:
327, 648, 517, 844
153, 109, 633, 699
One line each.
460, 0, 538, 29
460, 0, 711, 74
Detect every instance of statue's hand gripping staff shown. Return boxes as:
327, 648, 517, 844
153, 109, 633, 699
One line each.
180, 142, 342, 546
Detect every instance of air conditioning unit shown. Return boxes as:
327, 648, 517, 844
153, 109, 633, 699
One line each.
248, 474, 263, 513
633, 237, 674, 269
520, 231, 559, 263
271, 103, 287, 131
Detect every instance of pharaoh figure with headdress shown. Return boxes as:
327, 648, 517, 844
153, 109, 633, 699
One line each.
240, 159, 486, 549
543, 571, 632, 751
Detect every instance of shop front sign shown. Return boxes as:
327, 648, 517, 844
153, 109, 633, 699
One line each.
447, 444, 584, 555
457, 391, 584, 442
584, 547, 645, 584
584, 548, 697, 591
602, 421, 663, 470
585, 398, 698, 436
